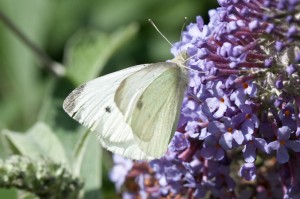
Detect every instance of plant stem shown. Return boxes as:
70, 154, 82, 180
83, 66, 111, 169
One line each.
0, 9, 65, 77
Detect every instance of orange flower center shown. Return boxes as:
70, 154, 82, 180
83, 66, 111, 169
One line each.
243, 82, 249, 89
285, 110, 291, 117
280, 140, 286, 145
246, 114, 251, 119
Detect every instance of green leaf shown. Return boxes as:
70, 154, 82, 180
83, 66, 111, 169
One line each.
0, 0, 54, 130
0, 189, 17, 199
72, 129, 91, 176
72, 130, 102, 199
64, 23, 139, 85
1, 122, 70, 169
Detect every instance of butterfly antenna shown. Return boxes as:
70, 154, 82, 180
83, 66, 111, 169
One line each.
149, 19, 174, 47
149, 18, 205, 75
179, 17, 187, 44
178, 17, 188, 61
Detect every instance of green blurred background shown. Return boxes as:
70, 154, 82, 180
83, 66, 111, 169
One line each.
0, 0, 217, 198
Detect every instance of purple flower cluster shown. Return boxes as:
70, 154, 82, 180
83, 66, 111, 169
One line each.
110, 0, 300, 198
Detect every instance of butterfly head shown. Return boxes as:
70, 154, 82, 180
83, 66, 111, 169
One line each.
172, 51, 189, 68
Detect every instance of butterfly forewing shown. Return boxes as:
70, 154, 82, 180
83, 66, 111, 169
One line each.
63, 64, 155, 160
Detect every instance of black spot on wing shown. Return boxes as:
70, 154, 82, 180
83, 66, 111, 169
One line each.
63, 84, 86, 116
105, 106, 112, 113
137, 100, 143, 109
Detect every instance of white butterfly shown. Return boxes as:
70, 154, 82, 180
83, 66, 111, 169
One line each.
63, 55, 189, 160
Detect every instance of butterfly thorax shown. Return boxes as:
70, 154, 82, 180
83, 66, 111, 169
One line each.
171, 50, 189, 67
171, 52, 189, 80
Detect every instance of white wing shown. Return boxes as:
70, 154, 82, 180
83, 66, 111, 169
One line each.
115, 62, 188, 158
63, 64, 155, 160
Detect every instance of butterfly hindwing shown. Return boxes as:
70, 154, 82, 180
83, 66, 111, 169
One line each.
115, 63, 172, 122
115, 62, 187, 158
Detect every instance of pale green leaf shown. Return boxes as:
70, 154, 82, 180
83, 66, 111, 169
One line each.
64, 23, 139, 85
1, 122, 70, 169
72, 130, 102, 199
72, 129, 91, 176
